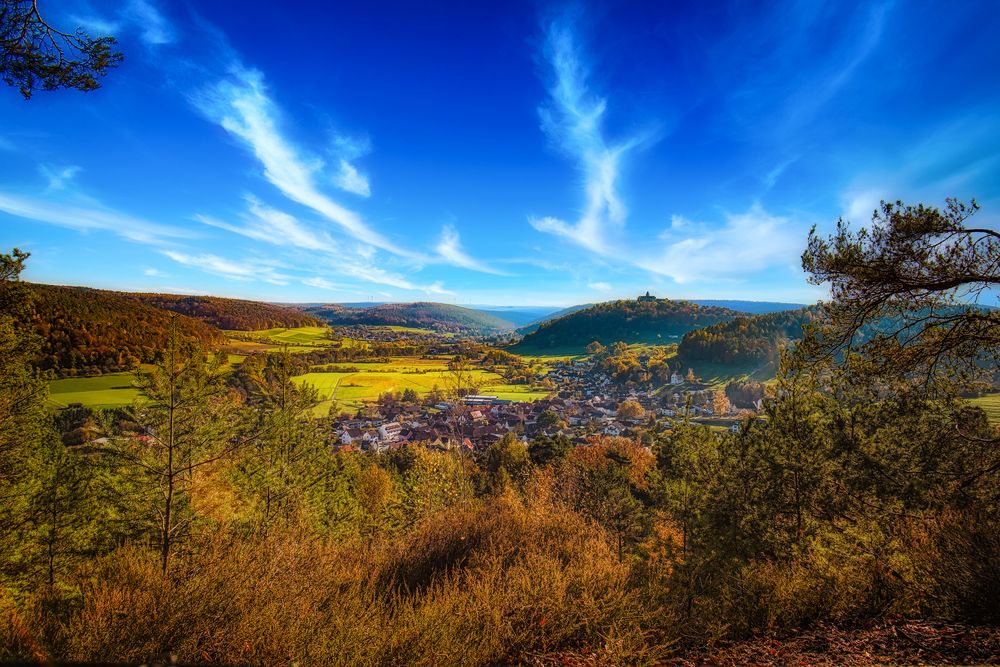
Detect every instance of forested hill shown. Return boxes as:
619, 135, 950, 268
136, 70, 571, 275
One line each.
13, 283, 224, 376
515, 299, 740, 349
128, 293, 321, 330
677, 306, 822, 366
304, 302, 516, 334
516, 299, 808, 336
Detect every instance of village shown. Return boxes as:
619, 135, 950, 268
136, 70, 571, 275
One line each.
329, 355, 762, 453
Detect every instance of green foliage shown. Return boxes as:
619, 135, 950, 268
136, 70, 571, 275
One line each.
477, 432, 532, 494
104, 332, 244, 571
0, 0, 122, 99
678, 306, 820, 366
800, 198, 998, 393
528, 434, 571, 466
517, 298, 739, 349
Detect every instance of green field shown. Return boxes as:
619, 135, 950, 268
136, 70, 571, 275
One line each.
293, 358, 551, 416
683, 359, 777, 387
970, 393, 1000, 424
507, 341, 590, 360
48, 372, 143, 409
224, 326, 344, 353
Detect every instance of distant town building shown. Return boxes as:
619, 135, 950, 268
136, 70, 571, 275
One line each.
637, 291, 657, 303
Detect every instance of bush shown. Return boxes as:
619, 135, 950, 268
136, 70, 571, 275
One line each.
906, 510, 1000, 623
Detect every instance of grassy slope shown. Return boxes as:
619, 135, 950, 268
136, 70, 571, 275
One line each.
47, 373, 143, 409
970, 393, 1000, 424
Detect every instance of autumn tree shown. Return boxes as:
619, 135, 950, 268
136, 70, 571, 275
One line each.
478, 431, 532, 494
1, 0, 122, 99
616, 400, 645, 421
711, 389, 730, 416
355, 463, 396, 539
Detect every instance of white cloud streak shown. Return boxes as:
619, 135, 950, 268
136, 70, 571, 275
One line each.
196, 198, 449, 294
161, 250, 290, 285
0, 191, 191, 245
640, 205, 802, 283
125, 0, 176, 45
39, 165, 81, 191
435, 224, 507, 275
530, 16, 648, 254
194, 67, 408, 256
332, 159, 370, 197
528, 14, 804, 287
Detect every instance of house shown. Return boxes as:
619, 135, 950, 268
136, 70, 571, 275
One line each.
378, 422, 403, 443
670, 371, 684, 385
340, 427, 364, 445
603, 422, 626, 436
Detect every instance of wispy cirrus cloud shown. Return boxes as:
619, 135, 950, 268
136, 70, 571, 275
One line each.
161, 250, 290, 284
73, 0, 175, 47
197, 196, 336, 252
125, 0, 176, 46
197, 198, 449, 294
332, 159, 370, 197
39, 164, 82, 191
0, 190, 190, 245
435, 224, 507, 275
529, 13, 651, 255
194, 67, 407, 256
526, 12, 806, 288
330, 132, 371, 197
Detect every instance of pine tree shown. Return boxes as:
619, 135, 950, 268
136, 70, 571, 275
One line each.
107, 322, 244, 572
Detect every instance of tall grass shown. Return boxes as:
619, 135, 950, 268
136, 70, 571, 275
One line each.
19, 490, 663, 665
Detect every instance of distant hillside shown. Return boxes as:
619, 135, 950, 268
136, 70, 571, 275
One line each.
475, 306, 559, 327
304, 302, 516, 334
515, 299, 740, 349
516, 304, 594, 335
677, 306, 822, 367
129, 293, 321, 330
13, 283, 224, 376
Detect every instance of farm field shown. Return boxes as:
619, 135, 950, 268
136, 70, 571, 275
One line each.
224, 326, 348, 353
293, 360, 551, 416
507, 341, 590, 360
47, 372, 143, 409
970, 393, 1000, 424
683, 359, 777, 387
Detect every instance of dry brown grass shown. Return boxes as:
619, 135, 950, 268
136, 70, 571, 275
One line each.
19, 490, 667, 666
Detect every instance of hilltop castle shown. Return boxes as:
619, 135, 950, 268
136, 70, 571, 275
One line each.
637, 291, 657, 303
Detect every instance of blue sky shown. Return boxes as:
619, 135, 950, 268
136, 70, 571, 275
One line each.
1, 1, 998, 306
